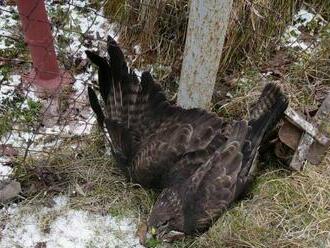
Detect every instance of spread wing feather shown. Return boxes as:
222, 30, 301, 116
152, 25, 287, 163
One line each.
86, 36, 225, 186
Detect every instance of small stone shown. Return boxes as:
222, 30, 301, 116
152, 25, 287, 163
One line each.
0, 180, 21, 203
0, 144, 18, 157
226, 92, 233, 98
35, 242, 47, 248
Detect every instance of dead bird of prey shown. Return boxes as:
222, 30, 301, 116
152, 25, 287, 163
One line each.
86, 36, 288, 243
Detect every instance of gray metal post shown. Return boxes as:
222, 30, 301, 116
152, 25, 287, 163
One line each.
177, 0, 233, 109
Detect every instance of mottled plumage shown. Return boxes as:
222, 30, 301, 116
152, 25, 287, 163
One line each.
86, 36, 289, 242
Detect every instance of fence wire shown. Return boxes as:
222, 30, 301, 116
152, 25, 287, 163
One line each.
0, 0, 329, 175
0, 1, 114, 169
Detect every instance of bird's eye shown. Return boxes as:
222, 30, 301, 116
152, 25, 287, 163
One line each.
156, 220, 168, 228
161, 220, 169, 227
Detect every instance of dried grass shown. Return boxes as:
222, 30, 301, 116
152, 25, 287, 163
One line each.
13, 132, 154, 218
104, 0, 299, 79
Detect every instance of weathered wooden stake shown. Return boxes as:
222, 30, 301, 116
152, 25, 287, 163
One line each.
177, 0, 233, 109
280, 93, 330, 170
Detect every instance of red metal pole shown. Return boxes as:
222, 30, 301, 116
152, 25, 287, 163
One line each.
16, 0, 70, 92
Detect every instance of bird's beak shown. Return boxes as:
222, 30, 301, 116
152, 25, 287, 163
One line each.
137, 222, 185, 244
162, 230, 185, 242
151, 227, 157, 236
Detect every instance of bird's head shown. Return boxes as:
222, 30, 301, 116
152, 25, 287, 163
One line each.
145, 188, 185, 243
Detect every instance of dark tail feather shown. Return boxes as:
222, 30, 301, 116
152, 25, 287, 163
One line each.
107, 35, 127, 83
104, 120, 132, 175
248, 83, 288, 147
85, 51, 111, 103
85, 50, 107, 67
86, 37, 139, 169
86, 36, 172, 170
236, 83, 288, 197
141, 71, 168, 112
88, 86, 105, 129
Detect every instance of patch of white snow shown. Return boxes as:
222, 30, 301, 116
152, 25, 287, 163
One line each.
0, 163, 13, 179
282, 9, 327, 52
0, 196, 143, 248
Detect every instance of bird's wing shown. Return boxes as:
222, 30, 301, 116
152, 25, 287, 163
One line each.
181, 121, 248, 233
86, 36, 168, 173
131, 107, 225, 186
181, 83, 288, 233
87, 36, 226, 184
236, 83, 288, 196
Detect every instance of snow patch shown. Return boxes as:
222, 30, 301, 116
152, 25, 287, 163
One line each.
46, 0, 118, 60
282, 9, 327, 52
134, 45, 142, 55
0, 5, 18, 49
0, 163, 13, 179
0, 75, 22, 102
0, 196, 143, 248
295, 9, 316, 26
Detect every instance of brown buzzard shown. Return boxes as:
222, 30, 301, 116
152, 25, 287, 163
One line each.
86, 36, 288, 243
